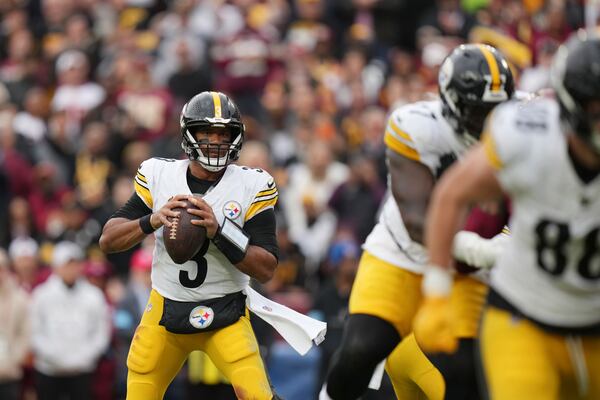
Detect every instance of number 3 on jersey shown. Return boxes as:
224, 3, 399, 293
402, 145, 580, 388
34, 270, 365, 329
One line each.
535, 220, 600, 280
179, 240, 210, 288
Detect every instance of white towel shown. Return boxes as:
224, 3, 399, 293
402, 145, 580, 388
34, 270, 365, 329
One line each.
243, 286, 327, 356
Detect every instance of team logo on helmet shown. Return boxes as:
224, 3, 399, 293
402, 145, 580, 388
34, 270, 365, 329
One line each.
189, 306, 214, 329
223, 201, 242, 220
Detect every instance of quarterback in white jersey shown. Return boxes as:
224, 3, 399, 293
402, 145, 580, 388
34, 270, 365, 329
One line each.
100, 91, 282, 400
322, 44, 514, 400
137, 157, 276, 302
417, 32, 600, 399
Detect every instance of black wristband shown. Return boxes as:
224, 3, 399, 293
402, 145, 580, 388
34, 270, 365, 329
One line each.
139, 214, 156, 234
212, 221, 249, 265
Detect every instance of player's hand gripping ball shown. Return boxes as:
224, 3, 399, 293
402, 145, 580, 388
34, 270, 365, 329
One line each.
163, 197, 207, 264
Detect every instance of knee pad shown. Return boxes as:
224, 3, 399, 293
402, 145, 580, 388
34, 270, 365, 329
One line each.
127, 325, 166, 374
326, 314, 401, 399
212, 318, 259, 364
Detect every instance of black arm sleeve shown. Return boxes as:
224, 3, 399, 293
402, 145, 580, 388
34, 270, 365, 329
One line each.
111, 193, 152, 220
244, 208, 279, 260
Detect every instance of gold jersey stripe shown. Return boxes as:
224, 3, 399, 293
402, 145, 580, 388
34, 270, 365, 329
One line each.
211, 92, 222, 118
477, 44, 501, 92
389, 119, 413, 143
384, 130, 420, 161
134, 180, 153, 208
136, 172, 147, 183
245, 197, 278, 222
482, 132, 503, 170
135, 176, 149, 190
255, 187, 277, 197
502, 226, 511, 235
252, 192, 278, 204
136, 172, 148, 184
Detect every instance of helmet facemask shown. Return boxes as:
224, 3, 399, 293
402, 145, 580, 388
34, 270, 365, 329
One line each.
441, 92, 499, 147
181, 122, 243, 172
179, 91, 245, 172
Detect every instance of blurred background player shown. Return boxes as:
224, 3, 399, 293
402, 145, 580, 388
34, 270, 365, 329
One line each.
322, 43, 514, 400
416, 31, 600, 399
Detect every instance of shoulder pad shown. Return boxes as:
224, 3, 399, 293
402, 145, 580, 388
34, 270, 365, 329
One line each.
238, 166, 278, 222
134, 158, 157, 208
482, 98, 555, 170
384, 101, 440, 162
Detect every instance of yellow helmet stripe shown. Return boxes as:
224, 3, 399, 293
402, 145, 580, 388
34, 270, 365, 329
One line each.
477, 44, 501, 92
211, 92, 222, 118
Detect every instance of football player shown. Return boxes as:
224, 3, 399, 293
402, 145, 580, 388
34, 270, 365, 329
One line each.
100, 92, 280, 400
322, 44, 514, 400
415, 31, 600, 399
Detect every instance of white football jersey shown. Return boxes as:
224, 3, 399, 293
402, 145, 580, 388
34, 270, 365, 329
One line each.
134, 158, 278, 301
484, 97, 600, 327
363, 100, 468, 273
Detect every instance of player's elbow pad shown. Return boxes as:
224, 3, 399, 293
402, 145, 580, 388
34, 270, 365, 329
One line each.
452, 231, 508, 270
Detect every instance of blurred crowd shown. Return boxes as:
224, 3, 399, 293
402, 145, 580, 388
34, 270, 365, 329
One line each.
0, 0, 589, 399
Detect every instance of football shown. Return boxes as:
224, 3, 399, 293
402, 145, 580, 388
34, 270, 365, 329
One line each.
164, 198, 207, 264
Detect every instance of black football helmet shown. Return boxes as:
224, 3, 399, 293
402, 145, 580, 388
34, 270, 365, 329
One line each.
551, 30, 600, 154
439, 44, 514, 146
180, 91, 245, 171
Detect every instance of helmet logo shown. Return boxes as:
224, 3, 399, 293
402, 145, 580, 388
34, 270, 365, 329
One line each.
482, 74, 509, 102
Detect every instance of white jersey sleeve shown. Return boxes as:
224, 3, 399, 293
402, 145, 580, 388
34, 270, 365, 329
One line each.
481, 99, 544, 193
134, 158, 157, 209
244, 171, 278, 222
384, 101, 465, 176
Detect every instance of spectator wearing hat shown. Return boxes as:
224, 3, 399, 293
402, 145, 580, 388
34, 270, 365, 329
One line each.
51, 50, 106, 138
30, 241, 110, 400
8, 236, 50, 292
0, 248, 30, 400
